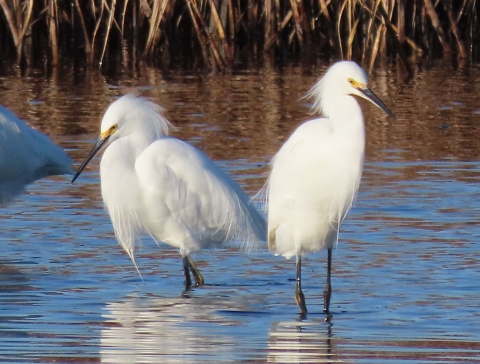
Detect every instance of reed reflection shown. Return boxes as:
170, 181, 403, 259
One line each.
0, 263, 34, 294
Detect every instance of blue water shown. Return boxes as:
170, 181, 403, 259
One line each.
1, 156, 480, 363
1, 62, 480, 362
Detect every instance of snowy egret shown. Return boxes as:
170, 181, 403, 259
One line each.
72, 94, 265, 289
265, 61, 394, 315
0, 105, 73, 205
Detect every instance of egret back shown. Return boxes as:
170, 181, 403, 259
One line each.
0, 106, 73, 204
137, 138, 266, 255
101, 136, 266, 262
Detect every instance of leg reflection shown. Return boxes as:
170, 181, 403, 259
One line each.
268, 317, 338, 363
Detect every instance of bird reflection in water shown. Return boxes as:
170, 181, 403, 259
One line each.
100, 294, 267, 363
268, 320, 341, 363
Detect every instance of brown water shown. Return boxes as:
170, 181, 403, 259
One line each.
1, 59, 480, 363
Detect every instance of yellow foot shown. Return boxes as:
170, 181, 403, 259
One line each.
294, 289, 308, 315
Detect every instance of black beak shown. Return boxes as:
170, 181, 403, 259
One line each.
359, 87, 395, 119
71, 135, 110, 183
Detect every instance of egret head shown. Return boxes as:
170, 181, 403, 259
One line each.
99, 94, 171, 143
307, 61, 395, 119
72, 94, 172, 183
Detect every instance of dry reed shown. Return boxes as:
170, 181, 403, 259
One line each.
0, 0, 478, 71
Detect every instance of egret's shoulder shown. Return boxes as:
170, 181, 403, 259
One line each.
0, 106, 51, 140
0, 106, 27, 135
135, 136, 216, 177
0, 105, 55, 145
293, 117, 333, 136
277, 117, 332, 152
270, 117, 333, 172
0, 105, 72, 176
139, 136, 205, 161
135, 137, 238, 211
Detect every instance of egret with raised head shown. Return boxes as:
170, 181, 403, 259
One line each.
72, 94, 265, 290
265, 61, 394, 315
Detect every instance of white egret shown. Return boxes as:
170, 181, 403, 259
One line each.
0, 105, 73, 205
72, 94, 266, 289
265, 61, 394, 315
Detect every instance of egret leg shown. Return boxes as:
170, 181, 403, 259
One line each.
186, 255, 204, 287
323, 248, 332, 314
294, 255, 308, 315
183, 256, 193, 291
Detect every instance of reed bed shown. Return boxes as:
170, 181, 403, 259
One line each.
0, 0, 478, 72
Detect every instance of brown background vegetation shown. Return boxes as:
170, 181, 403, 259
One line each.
0, 0, 478, 72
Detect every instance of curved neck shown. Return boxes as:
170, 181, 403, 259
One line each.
128, 131, 157, 157
323, 94, 364, 130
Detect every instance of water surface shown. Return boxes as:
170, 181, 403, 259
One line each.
1, 60, 480, 363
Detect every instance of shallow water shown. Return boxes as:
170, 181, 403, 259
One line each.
1, 59, 480, 363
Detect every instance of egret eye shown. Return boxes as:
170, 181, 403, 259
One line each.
267, 60, 394, 315
71, 94, 266, 291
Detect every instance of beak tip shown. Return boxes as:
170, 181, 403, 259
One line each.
359, 87, 394, 120
71, 135, 108, 185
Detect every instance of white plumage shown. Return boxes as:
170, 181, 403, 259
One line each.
267, 118, 363, 258
265, 61, 394, 315
0, 105, 73, 205
72, 94, 265, 288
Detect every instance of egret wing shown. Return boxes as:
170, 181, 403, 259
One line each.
135, 137, 265, 255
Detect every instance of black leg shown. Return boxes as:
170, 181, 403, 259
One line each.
323, 248, 332, 314
294, 255, 308, 315
186, 255, 204, 287
183, 256, 193, 291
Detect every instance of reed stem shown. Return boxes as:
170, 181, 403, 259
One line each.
0, 0, 477, 69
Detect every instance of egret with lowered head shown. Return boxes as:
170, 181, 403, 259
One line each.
265, 61, 394, 315
0, 105, 73, 205
72, 94, 265, 289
